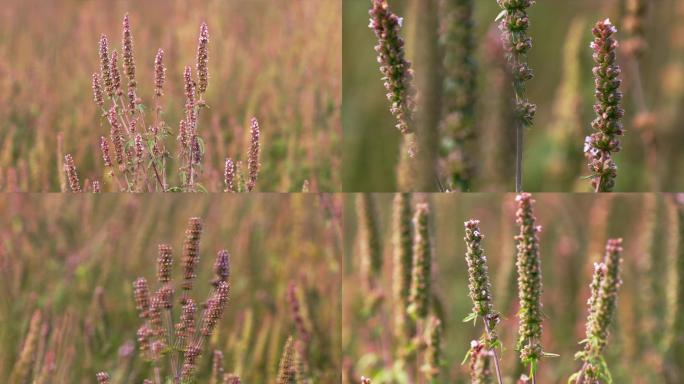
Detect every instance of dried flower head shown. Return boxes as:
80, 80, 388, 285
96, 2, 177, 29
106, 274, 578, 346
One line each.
464, 220, 497, 324
122, 14, 136, 87
100, 136, 113, 168
225, 374, 242, 384
574, 238, 624, 383
277, 336, 296, 384
182, 217, 203, 294
107, 106, 125, 166
157, 284, 174, 309
99, 34, 113, 98
92, 180, 101, 193
369, 0, 417, 153
92, 73, 104, 108
584, 18, 624, 192
63, 154, 81, 193
196, 22, 209, 96
514, 193, 544, 365
110, 50, 122, 96
134, 133, 144, 165
200, 281, 230, 336
176, 298, 196, 350
224, 157, 235, 192
361, 377, 372, 384
133, 277, 150, 319
408, 203, 431, 319
212, 250, 230, 287
154, 244, 173, 284
247, 117, 261, 191
181, 343, 202, 381
154, 48, 165, 97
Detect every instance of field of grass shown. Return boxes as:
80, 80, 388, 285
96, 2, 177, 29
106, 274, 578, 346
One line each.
0, 0, 341, 192
0, 194, 342, 382
343, 0, 684, 192
343, 193, 683, 383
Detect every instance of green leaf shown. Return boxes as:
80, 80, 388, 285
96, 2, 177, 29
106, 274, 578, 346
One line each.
462, 312, 478, 324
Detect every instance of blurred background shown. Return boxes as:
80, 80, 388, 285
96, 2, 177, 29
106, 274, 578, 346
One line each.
0, 0, 341, 192
343, 0, 684, 192
343, 193, 683, 383
0, 194, 342, 382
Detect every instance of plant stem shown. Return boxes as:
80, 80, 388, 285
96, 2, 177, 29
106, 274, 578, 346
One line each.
516, 120, 523, 192
483, 321, 504, 384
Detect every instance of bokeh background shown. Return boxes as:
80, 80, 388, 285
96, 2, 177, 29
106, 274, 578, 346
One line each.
0, 194, 342, 382
0, 0, 341, 192
343, 193, 683, 383
343, 0, 684, 192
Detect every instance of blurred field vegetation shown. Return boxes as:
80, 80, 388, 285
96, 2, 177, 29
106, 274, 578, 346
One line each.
0, 0, 341, 192
0, 194, 342, 382
343, 193, 683, 382
343, 0, 684, 191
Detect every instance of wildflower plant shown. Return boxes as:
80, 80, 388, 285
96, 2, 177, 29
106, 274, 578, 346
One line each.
584, 19, 624, 192
514, 193, 549, 378
571, 239, 624, 383
98, 217, 236, 384
65, 14, 261, 193
368, 0, 418, 157
496, 0, 536, 192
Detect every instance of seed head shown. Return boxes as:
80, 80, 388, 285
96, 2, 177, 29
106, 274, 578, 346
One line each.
184, 66, 196, 128
196, 22, 209, 95
92, 73, 104, 108
408, 203, 431, 320
63, 154, 81, 193
584, 18, 624, 192
154, 48, 165, 97
369, 0, 417, 139
247, 117, 261, 192
134, 133, 144, 165
181, 343, 202, 381
225, 374, 241, 384
92, 180, 101, 193
110, 50, 122, 96
133, 277, 150, 319
514, 193, 544, 364
464, 220, 497, 322
137, 325, 152, 358
277, 336, 296, 384
182, 217, 203, 294
588, 238, 623, 351
497, 0, 536, 130
157, 284, 174, 309
99, 35, 113, 98
200, 281, 230, 336
212, 350, 224, 383
212, 249, 230, 287
122, 14, 136, 87
224, 157, 236, 192
176, 298, 196, 350
100, 136, 113, 168
107, 106, 125, 166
